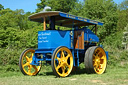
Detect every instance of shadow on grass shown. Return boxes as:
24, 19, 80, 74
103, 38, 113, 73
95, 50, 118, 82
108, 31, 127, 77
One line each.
38, 67, 89, 77
38, 71, 54, 76
71, 67, 87, 75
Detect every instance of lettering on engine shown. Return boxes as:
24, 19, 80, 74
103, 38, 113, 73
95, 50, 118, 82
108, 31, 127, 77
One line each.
38, 32, 51, 43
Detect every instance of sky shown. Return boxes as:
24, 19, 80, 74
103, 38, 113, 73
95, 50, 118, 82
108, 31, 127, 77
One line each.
0, 0, 125, 12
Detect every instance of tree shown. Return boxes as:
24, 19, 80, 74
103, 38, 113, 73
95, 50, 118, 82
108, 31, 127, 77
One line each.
120, 0, 128, 10
36, 0, 77, 12
117, 0, 128, 30
36, 0, 46, 12
69, 1, 83, 16
81, 0, 118, 37
0, 4, 4, 10
0, 8, 39, 30
0, 8, 16, 29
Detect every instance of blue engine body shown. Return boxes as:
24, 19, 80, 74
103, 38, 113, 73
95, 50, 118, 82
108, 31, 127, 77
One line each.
37, 28, 99, 50
31, 28, 108, 66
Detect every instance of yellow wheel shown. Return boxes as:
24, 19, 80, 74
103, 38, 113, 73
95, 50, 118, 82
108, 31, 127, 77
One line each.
51, 46, 73, 77
84, 46, 107, 74
19, 48, 41, 76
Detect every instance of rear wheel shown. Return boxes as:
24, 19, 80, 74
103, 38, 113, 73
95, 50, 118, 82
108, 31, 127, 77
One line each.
84, 47, 92, 73
84, 46, 107, 74
51, 46, 73, 77
19, 48, 41, 76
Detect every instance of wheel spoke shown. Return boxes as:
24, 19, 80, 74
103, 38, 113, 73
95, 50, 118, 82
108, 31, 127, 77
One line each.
25, 56, 30, 61
100, 59, 104, 64
100, 56, 105, 59
97, 52, 101, 56
96, 68, 100, 72
62, 66, 65, 74
94, 64, 103, 72
98, 53, 103, 59
23, 62, 29, 67
96, 49, 100, 54
93, 61, 97, 67
65, 54, 70, 60
32, 65, 38, 71
56, 57, 61, 61
93, 57, 96, 61
95, 50, 100, 57
30, 53, 34, 58
66, 62, 71, 69
95, 65, 99, 69
56, 64, 62, 70
28, 65, 32, 74
61, 50, 65, 58
99, 64, 102, 69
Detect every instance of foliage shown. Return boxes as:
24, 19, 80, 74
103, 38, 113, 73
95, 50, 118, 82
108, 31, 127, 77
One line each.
117, 0, 128, 30
0, 8, 42, 66
69, 2, 83, 16
69, 0, 119, 42
0, 4, 4, 10
103, 31, 123, 49
120, 0, 128, 10
36, 0, 77, 12
102, 29, 128, 67
83, 0, 118, 38
36, 0, 46, 12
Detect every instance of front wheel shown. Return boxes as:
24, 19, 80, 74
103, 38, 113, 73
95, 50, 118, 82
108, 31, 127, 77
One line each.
19, 48, 41, 76
51, 46, 73, 77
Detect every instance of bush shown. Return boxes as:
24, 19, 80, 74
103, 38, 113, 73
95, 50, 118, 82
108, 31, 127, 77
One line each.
102, 30, 128, 67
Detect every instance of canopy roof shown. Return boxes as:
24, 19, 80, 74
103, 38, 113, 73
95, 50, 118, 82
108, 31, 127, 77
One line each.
28, 11, 103, 28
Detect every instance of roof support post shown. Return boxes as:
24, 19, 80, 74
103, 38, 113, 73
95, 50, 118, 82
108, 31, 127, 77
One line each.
43, 17, 46, 31
50, 16, 55, 30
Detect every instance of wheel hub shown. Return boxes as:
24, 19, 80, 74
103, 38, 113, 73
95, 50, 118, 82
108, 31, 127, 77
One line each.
60, 59, 67, 66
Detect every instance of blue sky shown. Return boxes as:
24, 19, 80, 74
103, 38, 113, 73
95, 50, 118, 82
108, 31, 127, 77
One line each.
0, 0, 124, 12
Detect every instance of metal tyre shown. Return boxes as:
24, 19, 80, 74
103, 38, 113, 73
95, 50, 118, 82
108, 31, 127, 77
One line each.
84, 46, 107, 74
84, 47, 93, 73
19, 48, 41, 76
51, 46, 73, 77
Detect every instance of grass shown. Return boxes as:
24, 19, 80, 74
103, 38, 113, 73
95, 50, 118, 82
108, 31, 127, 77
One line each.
0, 64, 128, 85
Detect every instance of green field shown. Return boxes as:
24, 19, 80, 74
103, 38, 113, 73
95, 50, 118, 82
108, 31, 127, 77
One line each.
0, 64, 128, 85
